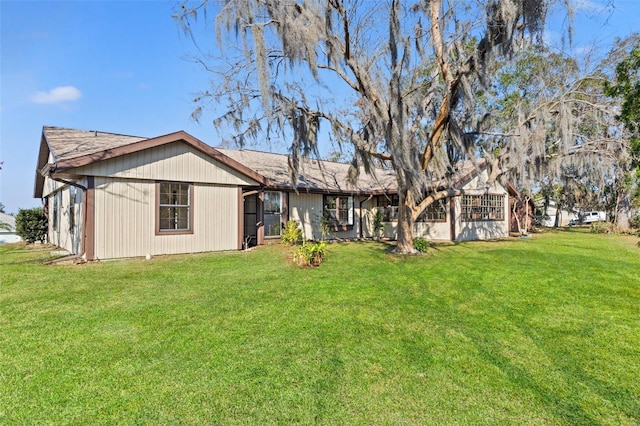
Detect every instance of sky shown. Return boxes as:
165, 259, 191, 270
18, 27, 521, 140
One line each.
1, 0, 639, 215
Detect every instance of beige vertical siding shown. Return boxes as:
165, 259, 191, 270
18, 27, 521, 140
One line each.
289, 193, 323, 240
289, 193, 362, 240
93, 177, 239, 259
42, 175, 62, 198
360, 197, 377, 238
379, 217, 451, 241
73, 142, 258, 186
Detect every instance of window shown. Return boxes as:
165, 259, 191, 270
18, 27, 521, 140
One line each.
52, 192, 60, 231
461, 194, 504, 221
377, 194, 446, 222
69, 187, 75, 230
324, 195, 354, 227
377, 195, 399, 221
417, 198, 447, 222
158, 182, 192, 233
264, 191, 282, 238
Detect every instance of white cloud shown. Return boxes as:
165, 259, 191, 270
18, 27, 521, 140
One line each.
574, 0, 606, 13
32, 86, 82, 104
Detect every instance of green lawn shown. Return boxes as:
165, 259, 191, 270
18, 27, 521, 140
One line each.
1, 230, 639, 424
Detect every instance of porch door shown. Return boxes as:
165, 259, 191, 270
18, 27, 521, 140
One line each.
263, 191, 283, 238
244, 194, 258, 248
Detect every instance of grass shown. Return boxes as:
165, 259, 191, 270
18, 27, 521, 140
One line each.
1, 229, 639, 424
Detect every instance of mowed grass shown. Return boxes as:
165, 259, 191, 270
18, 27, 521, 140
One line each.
1, 229, 639, 425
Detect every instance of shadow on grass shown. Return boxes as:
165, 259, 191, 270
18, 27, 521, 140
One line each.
0, 243, 58, 266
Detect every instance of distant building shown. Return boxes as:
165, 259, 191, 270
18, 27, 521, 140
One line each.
0, 212, 22, 244
540, 200, 579, 227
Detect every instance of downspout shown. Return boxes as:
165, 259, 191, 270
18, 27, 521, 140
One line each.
359, 194, 374, 239
45, 170, 88, 262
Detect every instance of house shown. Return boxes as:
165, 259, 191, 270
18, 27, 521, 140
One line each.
540, 199, 579, 227
34, 126, 511, 260
0, 212, 22, 244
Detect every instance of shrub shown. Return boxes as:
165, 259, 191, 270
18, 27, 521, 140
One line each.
293, 241, 327, 266
413, 237, 430, 253
631, 214, 640, 230
318, 212, 336, 240
282, 220, 303, 245
15, 207, 47, 243
372, 208, 384, 238
590, 222, 620, 234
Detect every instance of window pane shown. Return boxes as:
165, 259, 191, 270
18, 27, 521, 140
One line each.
264, 213, 281, 237
324, 195, 353, 226
159, 206, 190, 230
264, 191, 281, 214
418, 199, 446, 221
461, 194, 503, 221
160, 183, 189, 205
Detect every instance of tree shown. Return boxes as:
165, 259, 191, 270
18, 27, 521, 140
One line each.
0, 202, 5, 213
15, 207, 47, 243
604, 34, 640, 228
177, 0, 563, 253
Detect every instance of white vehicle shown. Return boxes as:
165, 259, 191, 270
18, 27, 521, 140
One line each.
581, 211, 606, 224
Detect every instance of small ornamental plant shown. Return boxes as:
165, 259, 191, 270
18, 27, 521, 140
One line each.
293, 241, 327, 267
373, 208, 384, 239
413, 237, 430, 253
281, 220, 303, 245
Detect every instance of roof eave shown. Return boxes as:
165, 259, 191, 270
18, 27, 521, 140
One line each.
33, 129, 53, 198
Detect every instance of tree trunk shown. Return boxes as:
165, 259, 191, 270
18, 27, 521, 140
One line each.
396, 187, 416, 254
512, 199, 522, 235
616, 192, 631, 229
554, 205, 561, 227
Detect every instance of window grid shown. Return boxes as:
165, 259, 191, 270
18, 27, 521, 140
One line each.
377, 195, 446, 222
461, 194, 504, 221
158, 182, 191, 232
417, 199, 447, 222
324, 195, 354, 226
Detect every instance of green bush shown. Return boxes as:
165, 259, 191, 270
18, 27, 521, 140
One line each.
413, 237, 430, 253
373, 208, 384, 237
293, 241, 327, 266
282, 220, 303, 245
15, 207, 47, 243
630, 214, 640, 230
318, 212, 336, 240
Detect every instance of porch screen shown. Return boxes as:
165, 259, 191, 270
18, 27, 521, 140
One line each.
461, 194, 504, 221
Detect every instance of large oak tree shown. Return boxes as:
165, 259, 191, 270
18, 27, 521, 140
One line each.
177, 0, 576, 252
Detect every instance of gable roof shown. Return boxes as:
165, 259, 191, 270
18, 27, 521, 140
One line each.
34, 126, 269, 197
218, 149, 397, 194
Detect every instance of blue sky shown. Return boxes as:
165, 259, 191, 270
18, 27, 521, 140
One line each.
1, 0, 638, 214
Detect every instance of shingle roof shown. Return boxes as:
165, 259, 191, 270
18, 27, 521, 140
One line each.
35, 126, 398, 196
218, 148, 397, 194
43, 126, 147, 162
